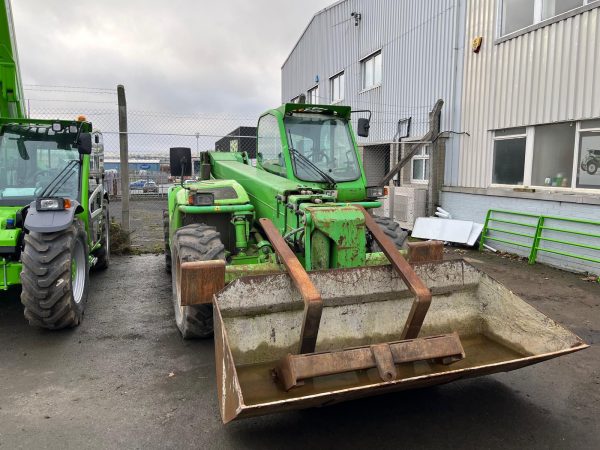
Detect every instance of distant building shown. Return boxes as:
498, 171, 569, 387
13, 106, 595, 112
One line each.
104, 159, 161, 174
215, 127, 257, 159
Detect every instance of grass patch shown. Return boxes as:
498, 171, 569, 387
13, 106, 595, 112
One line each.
109, 221, 136, 255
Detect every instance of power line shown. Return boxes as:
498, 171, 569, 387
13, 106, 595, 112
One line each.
23, 84, 117, 92
26, 98, 117, 104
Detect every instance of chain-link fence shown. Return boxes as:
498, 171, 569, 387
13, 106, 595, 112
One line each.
26, 88, 440, 251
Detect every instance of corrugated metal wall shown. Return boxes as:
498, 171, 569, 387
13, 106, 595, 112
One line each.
281, 0, 463, 144
458, 1, 600, 188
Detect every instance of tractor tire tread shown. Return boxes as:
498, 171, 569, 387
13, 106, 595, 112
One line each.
20, 221, 90, 329
171, 224, 225, 339
95, 207, 110, 270
368, 216, 408, 252
163, 210, 171, 273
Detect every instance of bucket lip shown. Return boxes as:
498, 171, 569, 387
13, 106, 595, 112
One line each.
233, 343, 588, 414
217, 258, 468, 295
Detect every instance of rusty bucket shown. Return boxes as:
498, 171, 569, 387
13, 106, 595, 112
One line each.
213, 259, 588, 423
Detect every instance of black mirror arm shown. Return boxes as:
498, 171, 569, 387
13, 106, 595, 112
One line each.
180, 157, 187, 188
350, 109, 372, 121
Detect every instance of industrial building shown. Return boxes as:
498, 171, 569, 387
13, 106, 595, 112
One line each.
104, 159, 161, 174
282, 0, 600, 275
214, 126, 257, 159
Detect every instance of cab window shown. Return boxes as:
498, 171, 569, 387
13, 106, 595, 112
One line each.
257, 114, 286, 177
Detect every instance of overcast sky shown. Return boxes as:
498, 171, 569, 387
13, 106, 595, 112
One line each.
12, 0, 332, 116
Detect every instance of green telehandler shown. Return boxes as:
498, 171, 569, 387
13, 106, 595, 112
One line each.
0, 0, 110, 328
165, 104, 587, 423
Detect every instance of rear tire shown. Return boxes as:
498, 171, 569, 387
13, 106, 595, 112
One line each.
163, 210, 171, 273
367, 216, 408, 252
20, 221, 90, 329
171, 224, 225, 339
95, 207, 110, 270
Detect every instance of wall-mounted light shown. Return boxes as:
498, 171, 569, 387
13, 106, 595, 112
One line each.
351, 12, 362, 26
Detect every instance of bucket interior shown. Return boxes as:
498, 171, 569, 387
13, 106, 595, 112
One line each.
214, 259, 586, 421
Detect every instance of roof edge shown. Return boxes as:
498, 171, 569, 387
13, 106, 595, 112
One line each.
281, 0, 348, 69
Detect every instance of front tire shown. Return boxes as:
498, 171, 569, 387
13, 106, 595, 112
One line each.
163, 210, 171, 273
20, 221, 90, 329
587, 160, 598, 175
95, 207, 110, 270
367, 216, 408, 252
171, 224, 225, 339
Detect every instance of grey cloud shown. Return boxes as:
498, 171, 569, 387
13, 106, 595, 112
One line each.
13, 0, 332, 115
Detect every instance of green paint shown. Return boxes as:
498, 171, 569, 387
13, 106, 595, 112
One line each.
167, 103, 398, 287
307, 205, 366, 269
310, 229, 330, 270
481, 209, 600, 282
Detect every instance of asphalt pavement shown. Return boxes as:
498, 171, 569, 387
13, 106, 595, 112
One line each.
0, 252, 598, 449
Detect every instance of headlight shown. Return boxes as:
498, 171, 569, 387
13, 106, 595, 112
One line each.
36, 197, 70, 211
366, 186, 384, 198
188, 192, 214, 206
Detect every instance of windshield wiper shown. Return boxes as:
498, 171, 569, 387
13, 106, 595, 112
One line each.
287, 129, 336, 186
39, 160, 79, 198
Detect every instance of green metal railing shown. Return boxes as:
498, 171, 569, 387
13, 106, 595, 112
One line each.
480, 209, 600, 282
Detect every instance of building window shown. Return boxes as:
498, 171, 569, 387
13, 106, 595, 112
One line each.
411, 147, 429, 183
330, 72, 345, 103
577, 119, 600, 188
542, 0, 587, 19
491, 120, 600, 189
531, 122, 576, 187
500, 0, 589, 36
307, 85, 319, 104
492, 128, 527, 185
361, 51, 382, 90
290, 96, 300, 104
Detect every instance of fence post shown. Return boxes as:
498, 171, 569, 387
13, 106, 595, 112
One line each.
426, 103, 443, 216
117, 84, 130, 235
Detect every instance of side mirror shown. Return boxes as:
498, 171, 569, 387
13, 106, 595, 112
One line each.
78, 133, 92, 155
170, 147, 192, 177
357, 118, 370, 137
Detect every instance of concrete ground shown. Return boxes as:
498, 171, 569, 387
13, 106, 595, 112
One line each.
0, 251, 598, 449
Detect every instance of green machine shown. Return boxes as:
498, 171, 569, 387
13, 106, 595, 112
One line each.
0, 0, 109, 328
165, 104, 588, 424
164, 103, 407, 338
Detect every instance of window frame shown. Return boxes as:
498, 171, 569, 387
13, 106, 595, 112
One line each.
488, 119, 600, 192
360, 50, 382, 91
574, 121, 600, 189
307, 85, 319, 104
496, 0, 599, 42
256, 113, 287, 177
330, 71, 345, 103
410, 146, 430, 184
490, 127, 530, 187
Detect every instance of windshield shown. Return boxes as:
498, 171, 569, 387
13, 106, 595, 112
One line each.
284, 114, 361, 183
0, 131, 81, 205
